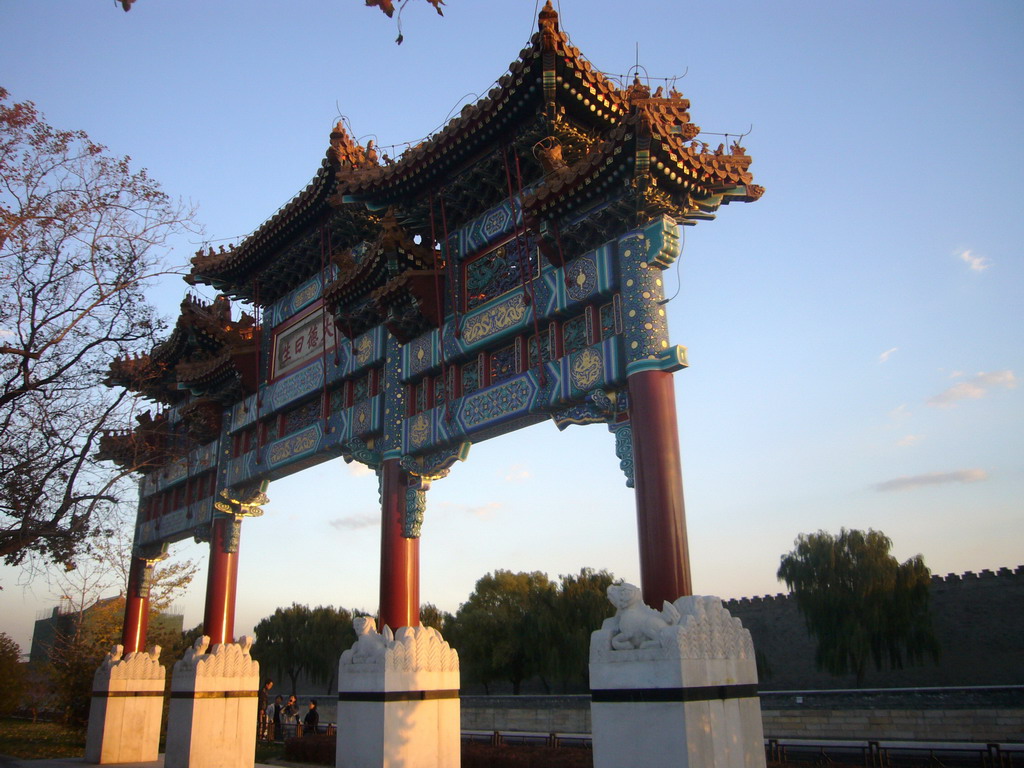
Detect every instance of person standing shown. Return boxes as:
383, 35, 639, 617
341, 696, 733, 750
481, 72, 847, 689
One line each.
257, 679, 274, 740
271, 694, 284, 741
303, 699, 319, 735
282, 694, 299, 738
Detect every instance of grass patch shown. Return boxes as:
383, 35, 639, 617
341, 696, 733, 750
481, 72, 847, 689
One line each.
0, 717, 86, 759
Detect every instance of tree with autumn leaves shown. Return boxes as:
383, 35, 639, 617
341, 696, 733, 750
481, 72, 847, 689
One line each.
0, 87, 195, 573
40, 528, 198, 723
117, 0, 444, 17
364, 0, 444, 19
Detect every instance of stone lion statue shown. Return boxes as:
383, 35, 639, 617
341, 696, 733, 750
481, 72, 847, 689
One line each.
351, 616, 388, 661
607, 583, 681, 650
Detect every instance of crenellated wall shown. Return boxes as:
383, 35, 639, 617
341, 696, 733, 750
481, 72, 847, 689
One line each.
724, 566, 1024, 690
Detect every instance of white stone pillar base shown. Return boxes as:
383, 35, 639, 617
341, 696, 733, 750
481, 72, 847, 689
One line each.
164, 636, 259, 768
590, 590, 767, 768
336, 622, 460, 768
85, 646, 165, 764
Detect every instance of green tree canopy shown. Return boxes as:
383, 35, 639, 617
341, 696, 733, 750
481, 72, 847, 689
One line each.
419, 602, 451, 632
253, 604, 310, 694
446, 570, 556, 694
445, 568, 615, 694
549, 568, 615, 690
777, 528, 939, 685
304, 605, 359, 695
252, 604, 366, 695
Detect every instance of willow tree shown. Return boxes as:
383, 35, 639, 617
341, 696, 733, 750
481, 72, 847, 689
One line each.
446, 570, 557, 695
777, 528, 939, 685
549, 568, 615, 691
304, 605, 360, 695
253, 604, 310, 695
0, 87, 195, 571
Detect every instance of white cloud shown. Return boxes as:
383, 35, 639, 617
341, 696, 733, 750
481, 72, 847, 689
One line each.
896, 434, 922, 447
466, 502, 501, 519
346, 461, 374, 478
957, 249, 991, 271
888, 404, 911, 423
504, 464, 530, 482
927, 370, 1017, 407
873, 468, 987, 492
329, 514, 379, 530
878, 347, 899, 363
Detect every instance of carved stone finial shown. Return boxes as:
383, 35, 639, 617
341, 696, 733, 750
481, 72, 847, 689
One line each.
186, 635, 211, 663
105, 644, 125, 665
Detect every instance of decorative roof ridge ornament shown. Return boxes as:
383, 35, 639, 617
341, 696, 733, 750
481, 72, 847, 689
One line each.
329, 120, 376, 175
538, 0, 560, 49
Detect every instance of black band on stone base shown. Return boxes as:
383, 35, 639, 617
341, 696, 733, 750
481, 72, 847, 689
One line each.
590, 683, 759, 703
338, 689, 460, 703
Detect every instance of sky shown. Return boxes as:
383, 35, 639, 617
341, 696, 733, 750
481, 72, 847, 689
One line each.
1, 0, 1022, 656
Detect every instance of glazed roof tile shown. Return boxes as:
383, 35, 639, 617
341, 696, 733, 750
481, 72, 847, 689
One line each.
106, 296, 255, 404
189, 1, 760, 298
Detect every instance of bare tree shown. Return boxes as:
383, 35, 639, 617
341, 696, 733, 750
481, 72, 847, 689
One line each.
43, 529, 198, 723
0, 87, 196, 571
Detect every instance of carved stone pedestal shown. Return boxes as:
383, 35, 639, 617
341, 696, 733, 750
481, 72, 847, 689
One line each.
85, 646, 165, 764
336, 620, 460, 768
590, 586, 766, 768
165, 636, 259, 768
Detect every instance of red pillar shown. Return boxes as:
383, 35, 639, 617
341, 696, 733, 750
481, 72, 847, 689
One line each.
378, 459, 420, 630
121, 556, 151, 654
203, 517, 239, 645
627, 368, 693, 606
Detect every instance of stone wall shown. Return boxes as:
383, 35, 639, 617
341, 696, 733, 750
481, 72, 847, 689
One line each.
462, 695, 591, 734
461, 693, 1024, 743
760, 709, 1023, 742
725, 566, 1024, 690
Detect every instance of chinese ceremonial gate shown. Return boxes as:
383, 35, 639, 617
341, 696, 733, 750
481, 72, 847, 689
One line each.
93, 4, 762, 767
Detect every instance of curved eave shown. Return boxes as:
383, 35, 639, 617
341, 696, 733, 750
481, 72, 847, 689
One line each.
175, 351, 240, 395
325, 224, 436, 309
188, 159, 336, 290
523, 109, 760, 229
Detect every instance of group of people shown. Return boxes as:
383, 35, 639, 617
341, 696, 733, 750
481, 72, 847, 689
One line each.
257, 679, 319, 741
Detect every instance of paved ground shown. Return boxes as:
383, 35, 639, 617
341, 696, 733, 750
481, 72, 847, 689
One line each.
0, 758, 282, 768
